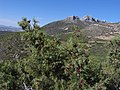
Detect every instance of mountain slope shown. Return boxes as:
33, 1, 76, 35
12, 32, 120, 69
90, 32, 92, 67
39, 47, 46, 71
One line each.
0, 25, 21, 32
43, 16, 120, 40
43, 16, 87, 35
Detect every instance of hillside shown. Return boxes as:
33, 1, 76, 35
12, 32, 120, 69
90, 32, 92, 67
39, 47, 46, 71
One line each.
43, 17, 86, 35
43, 16, 120, 41
0, 16, 120, 60
0, 25, 21, 32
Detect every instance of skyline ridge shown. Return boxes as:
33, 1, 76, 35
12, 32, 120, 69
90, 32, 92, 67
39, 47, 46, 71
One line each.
0, 15, 119, 27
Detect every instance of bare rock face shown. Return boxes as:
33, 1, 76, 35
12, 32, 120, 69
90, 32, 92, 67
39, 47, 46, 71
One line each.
81, 15, 106, 23
81, 16, 96, 22
61, 15, 107, 25
64, 16, 80, 23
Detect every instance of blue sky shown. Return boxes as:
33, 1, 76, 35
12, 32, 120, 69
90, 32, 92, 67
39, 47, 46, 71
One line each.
0, 0, 120, 27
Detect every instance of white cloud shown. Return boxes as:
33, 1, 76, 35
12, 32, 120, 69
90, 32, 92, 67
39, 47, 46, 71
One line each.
0, 18, 18, 27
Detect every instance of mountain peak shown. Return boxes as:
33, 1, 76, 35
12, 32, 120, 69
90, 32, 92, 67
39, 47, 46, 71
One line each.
64, 15, 107, 24
81, 15, 106, 23
64, 16, 80, 23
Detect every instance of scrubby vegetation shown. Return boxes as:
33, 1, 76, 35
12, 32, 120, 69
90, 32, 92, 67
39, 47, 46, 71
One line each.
0, 32, 28, 60
0, 18, 120, 90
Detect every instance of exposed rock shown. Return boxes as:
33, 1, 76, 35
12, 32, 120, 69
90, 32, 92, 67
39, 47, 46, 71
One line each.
80, 15, 106, 23
64, 16, 80, 23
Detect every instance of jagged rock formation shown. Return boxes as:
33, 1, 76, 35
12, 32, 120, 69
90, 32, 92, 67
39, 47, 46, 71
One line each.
80, 15, 106, 23
64, 16, 80, 23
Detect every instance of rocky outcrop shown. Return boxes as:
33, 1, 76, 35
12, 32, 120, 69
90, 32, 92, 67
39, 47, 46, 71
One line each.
64, 16, 80, 23
80, 15, 106, 23
64, 15, 107, 25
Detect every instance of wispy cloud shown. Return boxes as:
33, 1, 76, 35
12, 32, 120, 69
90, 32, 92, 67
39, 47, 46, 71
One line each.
0, 18, 18, 27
